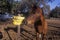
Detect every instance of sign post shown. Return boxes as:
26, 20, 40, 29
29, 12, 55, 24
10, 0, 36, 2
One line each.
13, 14, 25, 40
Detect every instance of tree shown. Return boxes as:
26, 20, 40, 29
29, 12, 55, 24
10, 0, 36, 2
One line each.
49, 6, 60, 18
13, 0, 55, 16
0, 0, 13, 13
18, 0, 54, 11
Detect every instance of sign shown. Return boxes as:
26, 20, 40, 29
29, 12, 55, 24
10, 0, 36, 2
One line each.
13, 16, 25, 25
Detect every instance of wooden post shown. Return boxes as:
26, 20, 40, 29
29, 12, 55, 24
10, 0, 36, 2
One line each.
18, 25, 20, 40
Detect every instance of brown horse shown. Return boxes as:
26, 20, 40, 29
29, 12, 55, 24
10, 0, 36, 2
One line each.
25, 5, 48, 40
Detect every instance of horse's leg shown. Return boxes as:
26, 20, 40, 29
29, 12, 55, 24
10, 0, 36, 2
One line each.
36, 33, 45, 40
36, 32, 41, 40
37, 26, 43, 40
42, 21, 47, 40
37, 27, 47, 40
37, 33, 46, 40
42, 34, 47, 40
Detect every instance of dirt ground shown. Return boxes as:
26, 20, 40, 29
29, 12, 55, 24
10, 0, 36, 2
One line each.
0, 19, 60, 40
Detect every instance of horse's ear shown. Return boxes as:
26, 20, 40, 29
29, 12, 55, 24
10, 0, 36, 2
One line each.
41, 8, 44, 16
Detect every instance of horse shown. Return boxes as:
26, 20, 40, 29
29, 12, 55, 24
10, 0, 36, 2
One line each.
25, 4, 48, 40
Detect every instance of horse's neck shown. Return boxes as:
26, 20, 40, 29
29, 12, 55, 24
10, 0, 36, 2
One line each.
26, 7, 41, 24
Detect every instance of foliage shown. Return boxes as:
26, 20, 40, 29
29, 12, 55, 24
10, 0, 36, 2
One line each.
0, 0, 13, 13
17, 0, 54, 16
49, 6, 60, 18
